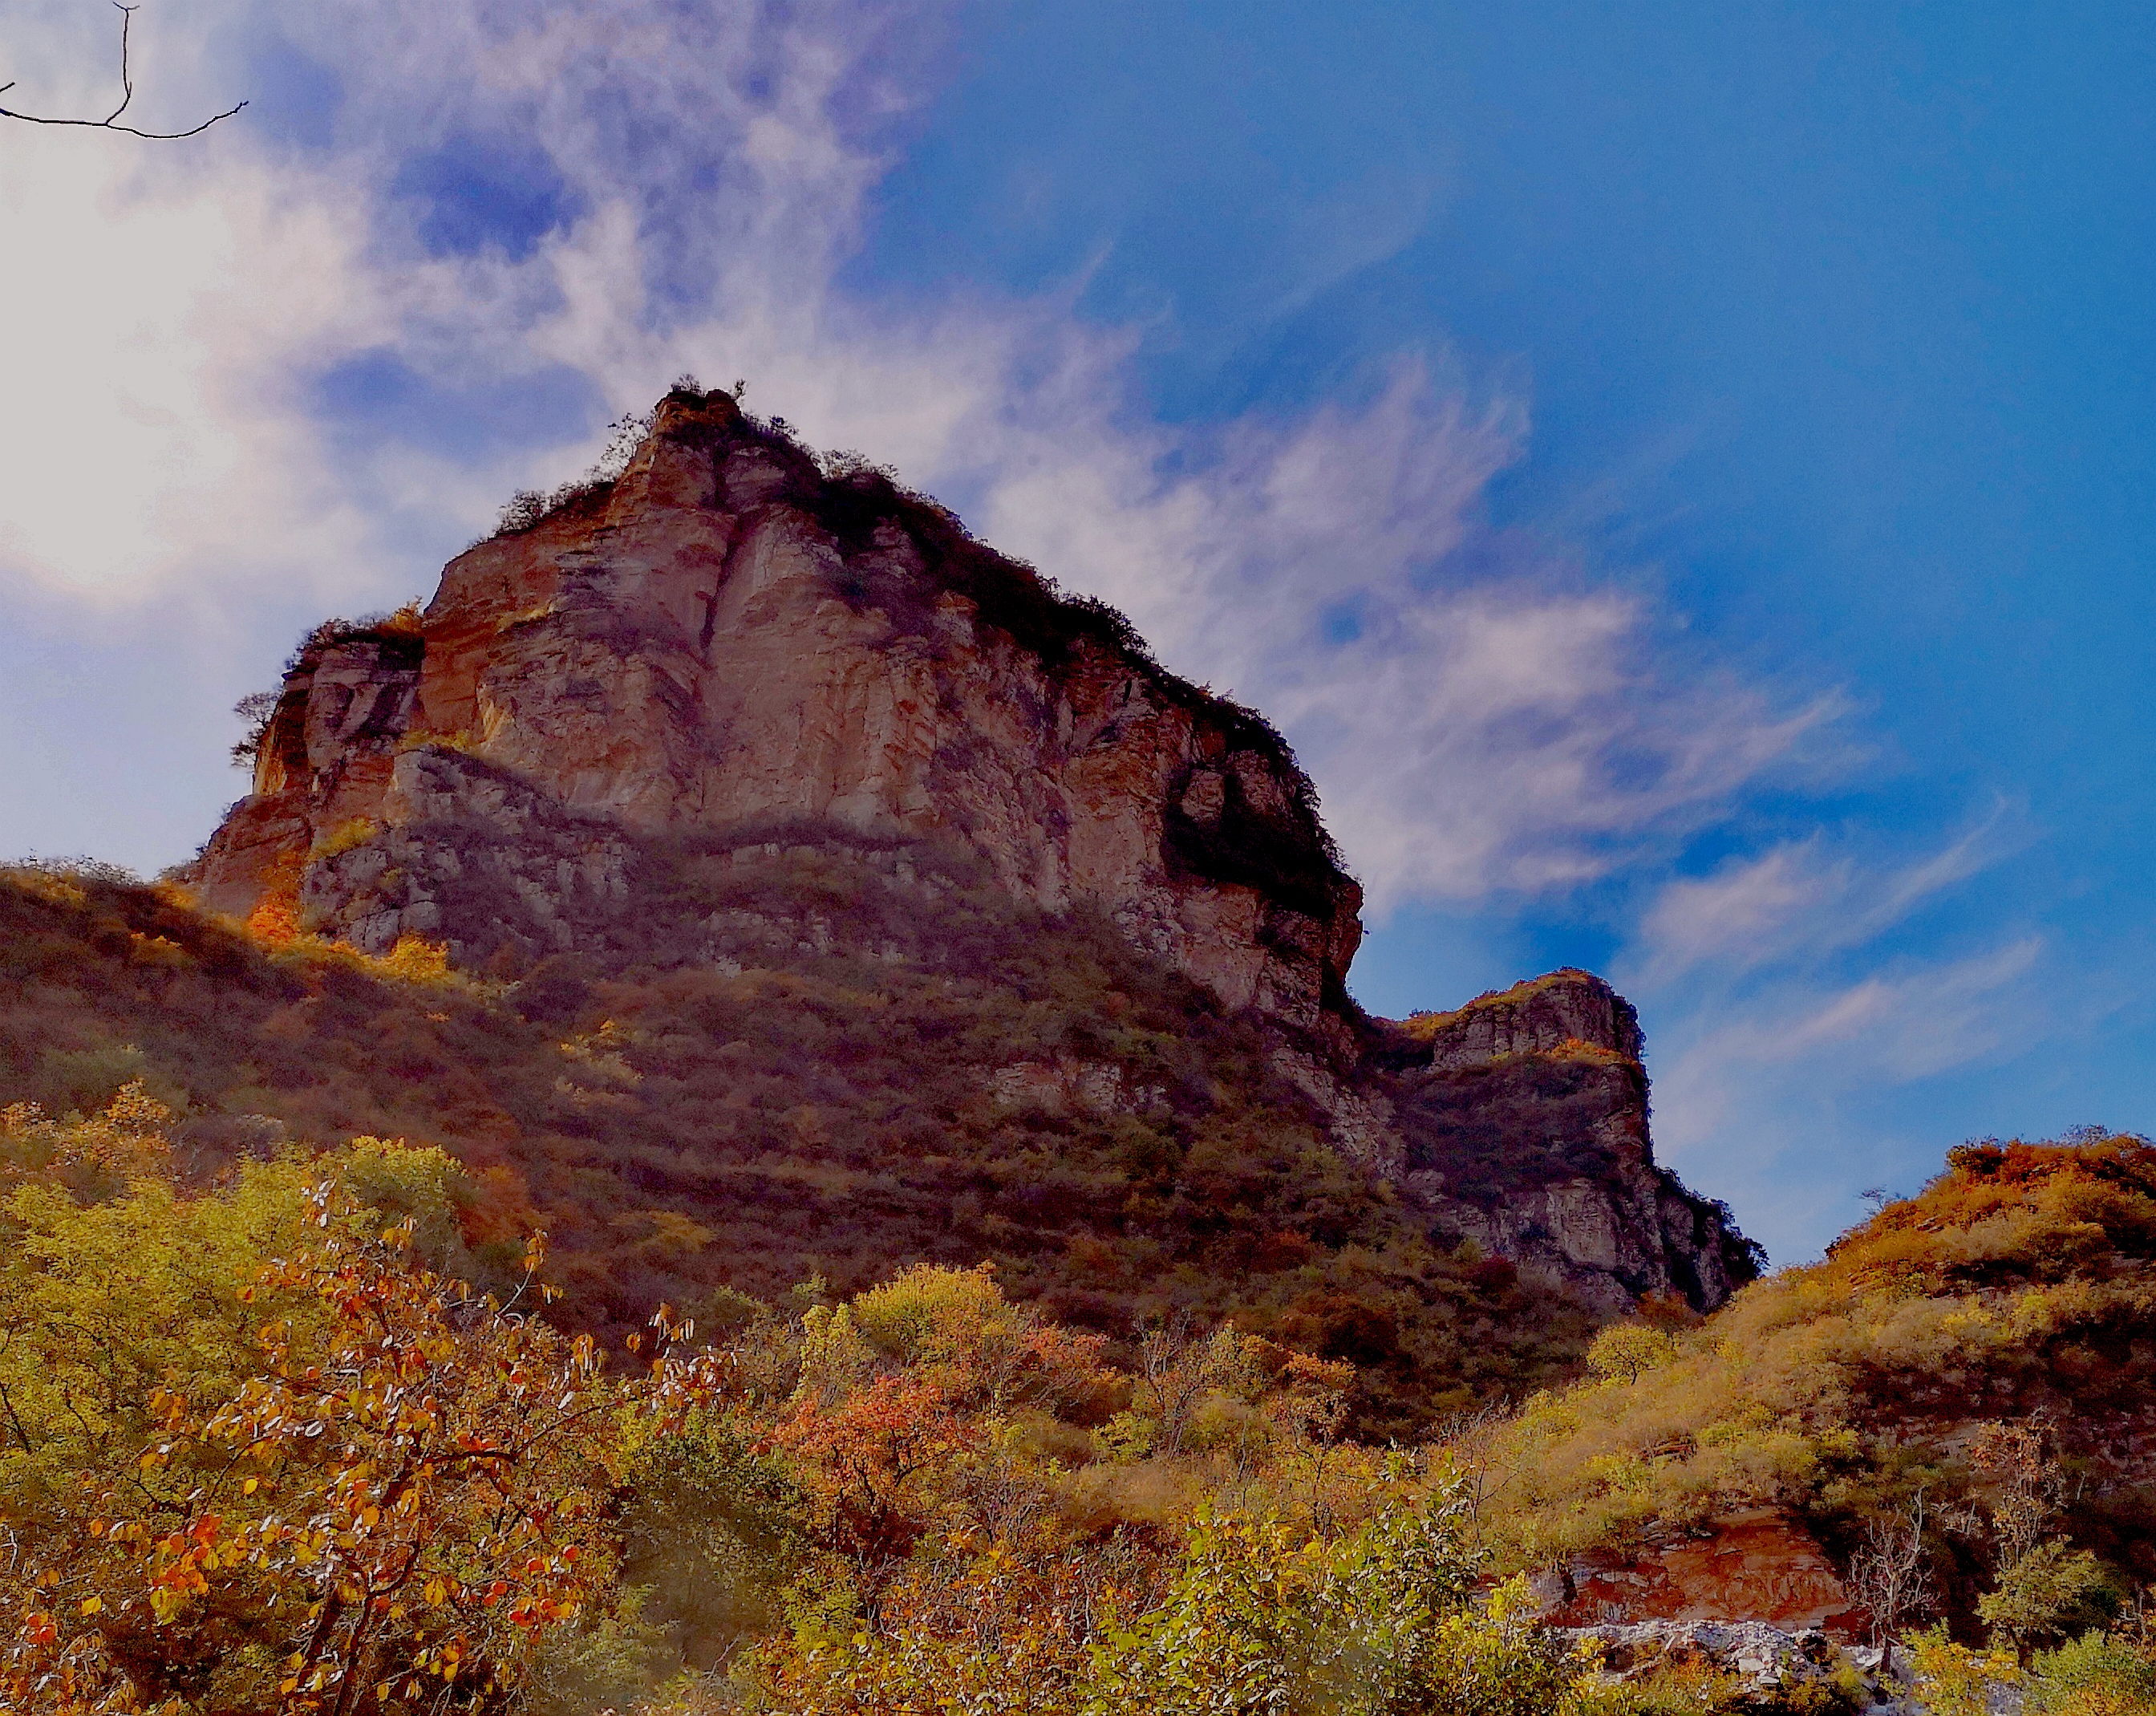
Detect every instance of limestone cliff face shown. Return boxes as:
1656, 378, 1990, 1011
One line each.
200, 391, 1359, 1036
193, 388, 1753, 1310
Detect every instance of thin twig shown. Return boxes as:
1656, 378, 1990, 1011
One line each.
0, 4, 246, 140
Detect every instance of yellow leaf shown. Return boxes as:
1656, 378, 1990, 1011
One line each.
80, 1596, 103, 1615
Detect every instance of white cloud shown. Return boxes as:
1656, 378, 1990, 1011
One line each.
1631, 805, 2020, 981
0, 124, 384, 603
1623, 806, 2046, 1260
3, 0, 1836, 907
914, 359, 1839, 907
1717, 938, 2042, 1081
1639, 842, 1838, 975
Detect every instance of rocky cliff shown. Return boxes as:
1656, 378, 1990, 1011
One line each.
1378, 972, 1753, 1310
192, 387, 1753, 1312
202, 391, 1358, 1039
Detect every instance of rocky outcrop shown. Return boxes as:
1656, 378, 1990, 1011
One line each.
200, 390, 1360, 1038
1558, 1623, 2025, 1716
1562, 1624, 1855, 1694
1400, 970, 1645, 1070
190, 387, 1753, 1311
1535, 1508, 1862, 1633
1377, 972, 1756, 1311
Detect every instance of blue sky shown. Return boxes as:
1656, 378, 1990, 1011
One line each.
2, 0, 2150, 1264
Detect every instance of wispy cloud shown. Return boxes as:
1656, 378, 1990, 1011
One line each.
1631, 805, 2021, 981
1627, 805, 2048, 1264
2, 0, 1829, 907
1667, 936, 2044, 1098
1643, 934, 2047, 1252
968, 365, 1842, 906
0, 121, 383, 604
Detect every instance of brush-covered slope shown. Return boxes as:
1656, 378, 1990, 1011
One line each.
1465, 1128, 2156, 1633
1, 858, 1617, 1433
0, 1091, 1871, 1716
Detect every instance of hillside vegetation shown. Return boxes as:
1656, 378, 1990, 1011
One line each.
1461, 1130, 2156, 1638
0, 1088, 1657, 1714
7, 1091, 2154, 1716
0, 858, 1603, 1434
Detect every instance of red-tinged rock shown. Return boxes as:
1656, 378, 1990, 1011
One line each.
197, 393, 1359, 1036
1540, 1508, 1865, 1635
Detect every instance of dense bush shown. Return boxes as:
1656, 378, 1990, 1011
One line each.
8, 1092, 2154, 1716
1454, 1131, 2156, 1631
0, 1093, 1615, 1716
0, 856, 1603, 1434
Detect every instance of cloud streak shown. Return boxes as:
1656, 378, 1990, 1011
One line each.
1631, 806, 2021, 980
2, 0, 1833, 915
967, 366, 1843, 907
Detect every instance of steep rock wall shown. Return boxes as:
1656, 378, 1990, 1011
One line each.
1376, 972, 1754, 1311
200, 392, 1360, 1036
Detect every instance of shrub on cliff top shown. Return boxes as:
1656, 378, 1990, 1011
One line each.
494, 409, 655, 536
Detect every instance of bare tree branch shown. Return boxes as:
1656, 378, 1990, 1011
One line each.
1847, 1487, 1935, 1675
1, 4, 245, 140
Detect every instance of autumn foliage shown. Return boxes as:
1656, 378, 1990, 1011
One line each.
0, 1097, 739, 1714
5, 1094, 2154, 1713
1455, 1130, 2156, 1657
1, 1090, 1515, 1716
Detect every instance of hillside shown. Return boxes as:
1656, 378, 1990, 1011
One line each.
0, 1092, 1776, 1715
1457, 1128, 2156, 1638
2, 855, 1605, 1434
7, 1088, 2153, 1716
0, 387, 1765, 1430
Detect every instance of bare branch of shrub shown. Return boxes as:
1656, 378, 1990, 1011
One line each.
1, 3, 246, 139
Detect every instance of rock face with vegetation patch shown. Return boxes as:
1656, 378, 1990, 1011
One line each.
1378, 972, 1756, 1310
187, 387, 1753, 1315
200, 391, 1360, 1040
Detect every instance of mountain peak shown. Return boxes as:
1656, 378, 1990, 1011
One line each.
202, 388, 1361, 1041
189, 389, 1753, 1315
